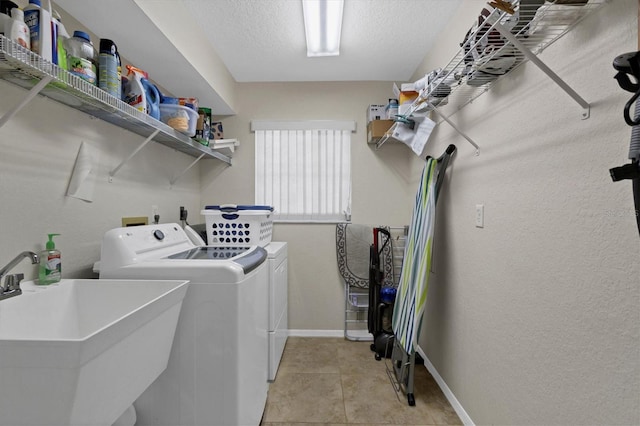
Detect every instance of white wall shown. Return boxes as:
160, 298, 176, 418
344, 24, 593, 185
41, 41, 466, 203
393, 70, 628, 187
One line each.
413, 1, 640, 424
200, 81, 419, 330
0, 81, 203, 279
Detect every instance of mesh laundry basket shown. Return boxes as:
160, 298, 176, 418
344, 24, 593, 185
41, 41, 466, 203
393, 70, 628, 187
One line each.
201, 204, 274, 247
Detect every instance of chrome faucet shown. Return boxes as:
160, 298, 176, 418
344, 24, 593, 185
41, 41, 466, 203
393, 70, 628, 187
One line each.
0, 251, 39, 301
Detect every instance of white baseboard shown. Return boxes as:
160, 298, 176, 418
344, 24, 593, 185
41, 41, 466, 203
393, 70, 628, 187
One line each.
416, 345, 474, 426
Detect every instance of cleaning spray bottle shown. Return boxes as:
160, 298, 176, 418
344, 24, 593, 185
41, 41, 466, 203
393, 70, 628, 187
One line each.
38, 233, 61, 285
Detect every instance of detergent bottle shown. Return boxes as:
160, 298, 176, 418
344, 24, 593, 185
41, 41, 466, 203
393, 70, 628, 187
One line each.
123, 65, 147, 114
123, 65, 160, 119
141, 78, 160, 120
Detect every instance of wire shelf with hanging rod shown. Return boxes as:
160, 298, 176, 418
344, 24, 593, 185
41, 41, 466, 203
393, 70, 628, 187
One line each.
376, 0, 606, 152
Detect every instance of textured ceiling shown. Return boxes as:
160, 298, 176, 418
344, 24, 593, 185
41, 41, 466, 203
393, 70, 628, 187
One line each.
182, 0, 464, 83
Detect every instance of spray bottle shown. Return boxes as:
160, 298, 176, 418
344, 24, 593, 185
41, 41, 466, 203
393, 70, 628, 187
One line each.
38, 233, 61, 285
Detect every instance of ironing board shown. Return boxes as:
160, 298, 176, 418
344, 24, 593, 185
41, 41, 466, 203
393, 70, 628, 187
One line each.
392, 158, 438, 355
387, 144, 456, 406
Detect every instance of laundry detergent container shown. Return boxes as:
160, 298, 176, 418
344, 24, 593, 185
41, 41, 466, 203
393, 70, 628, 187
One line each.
202, 204, 273, 247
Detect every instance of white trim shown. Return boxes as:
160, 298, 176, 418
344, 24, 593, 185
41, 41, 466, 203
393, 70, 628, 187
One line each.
287, 329, 344, 338
416, 345, 475, 426
251, 120, 356, 132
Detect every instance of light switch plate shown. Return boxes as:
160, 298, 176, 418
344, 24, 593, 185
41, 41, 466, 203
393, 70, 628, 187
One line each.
475, 204, 484, 228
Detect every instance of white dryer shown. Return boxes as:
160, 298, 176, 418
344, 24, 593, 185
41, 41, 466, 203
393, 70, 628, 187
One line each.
265, 242, 288, 381
98, 223, 269, 426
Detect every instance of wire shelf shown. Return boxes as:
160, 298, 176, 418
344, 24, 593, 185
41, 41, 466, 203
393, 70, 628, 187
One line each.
377, 0, 606, 149
0, 35, 231, 164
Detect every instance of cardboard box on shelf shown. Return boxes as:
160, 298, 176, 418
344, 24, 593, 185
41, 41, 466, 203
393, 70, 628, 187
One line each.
211, 121, 224, 140
367, 119, 394, 144
196, 108, 212, 141
399, 91, 419, 116
366, 104, 386, 123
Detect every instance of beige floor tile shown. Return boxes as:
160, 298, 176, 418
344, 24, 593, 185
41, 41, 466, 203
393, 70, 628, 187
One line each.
341, 372, 438, 425
261, 424, 347, 426
264, 372, 347, 423
336, 340, 388, 375
277, 338, 341, 374
264, 337, 461, 425
413, 370, 462, 425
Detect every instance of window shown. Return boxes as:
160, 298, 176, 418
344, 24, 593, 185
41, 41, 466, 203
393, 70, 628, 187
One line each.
252, 120, 355, 223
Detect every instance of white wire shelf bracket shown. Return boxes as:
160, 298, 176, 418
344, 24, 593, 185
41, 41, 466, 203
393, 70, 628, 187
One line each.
376, 0, 605, 150
0, 35, 231, 165
493, 21, 591, 119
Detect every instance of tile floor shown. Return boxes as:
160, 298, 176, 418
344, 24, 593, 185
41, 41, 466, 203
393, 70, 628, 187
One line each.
261, 337, 462, 425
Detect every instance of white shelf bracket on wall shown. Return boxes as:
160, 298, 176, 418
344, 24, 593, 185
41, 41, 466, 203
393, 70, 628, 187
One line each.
494, 22, 591, 120
170, 153, 206, 186
109, 129, 160, 182
428, 102, 480, 155
0, 76, 53, 129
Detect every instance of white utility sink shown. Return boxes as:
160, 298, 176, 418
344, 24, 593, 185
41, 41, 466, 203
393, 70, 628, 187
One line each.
0, 278, 189, 426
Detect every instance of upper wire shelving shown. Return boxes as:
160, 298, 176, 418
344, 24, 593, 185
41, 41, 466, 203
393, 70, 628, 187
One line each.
377, 0, 606, 151
0, 34, 231, 165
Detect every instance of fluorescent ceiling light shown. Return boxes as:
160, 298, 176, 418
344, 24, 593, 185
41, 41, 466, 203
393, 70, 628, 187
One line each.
302, 0, 344, 57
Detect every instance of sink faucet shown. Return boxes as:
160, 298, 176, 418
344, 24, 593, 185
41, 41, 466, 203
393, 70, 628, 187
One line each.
0, 251, 39, 301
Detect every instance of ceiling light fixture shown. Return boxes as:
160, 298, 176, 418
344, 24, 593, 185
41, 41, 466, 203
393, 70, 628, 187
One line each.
302, 0, 344, 57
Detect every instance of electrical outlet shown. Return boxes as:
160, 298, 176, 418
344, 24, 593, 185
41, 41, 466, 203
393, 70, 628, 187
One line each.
152, 205, 160, 224
475, 204, 484, 228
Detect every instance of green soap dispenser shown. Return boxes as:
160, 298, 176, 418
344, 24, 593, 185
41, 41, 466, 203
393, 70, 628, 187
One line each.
39, 233, 61, 285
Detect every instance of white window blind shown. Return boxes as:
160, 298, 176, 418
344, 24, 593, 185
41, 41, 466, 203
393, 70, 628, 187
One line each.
253, 120, 355, 223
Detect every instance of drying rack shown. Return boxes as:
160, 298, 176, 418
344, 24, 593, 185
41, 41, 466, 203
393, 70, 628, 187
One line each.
386, 145, 456, 406
343, 225, 407, 341
376, 0, 606, 153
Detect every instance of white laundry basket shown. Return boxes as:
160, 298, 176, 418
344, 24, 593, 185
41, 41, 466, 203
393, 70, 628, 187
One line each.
201, 204, 274, 247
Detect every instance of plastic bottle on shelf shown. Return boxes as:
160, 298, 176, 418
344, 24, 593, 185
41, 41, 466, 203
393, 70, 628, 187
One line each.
7, 7, 29, 49
64, 30, 97, 85
0, 1, 18, 36
51, 9, 69, 69
98, 38, 121, 98
23, 0, 52, 61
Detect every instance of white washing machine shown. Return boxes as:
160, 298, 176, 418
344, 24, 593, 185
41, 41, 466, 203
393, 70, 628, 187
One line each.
98, 223, 269, 426
264, 242, 288, 381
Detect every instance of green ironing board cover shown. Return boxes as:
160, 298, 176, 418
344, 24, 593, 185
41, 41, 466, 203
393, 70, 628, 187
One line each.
392, 158, 437, 354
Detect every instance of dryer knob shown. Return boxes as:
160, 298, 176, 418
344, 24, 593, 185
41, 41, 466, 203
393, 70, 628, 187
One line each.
153, 230, 165, 240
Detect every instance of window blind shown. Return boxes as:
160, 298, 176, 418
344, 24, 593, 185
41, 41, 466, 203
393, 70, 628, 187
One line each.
253, 121, 354, 222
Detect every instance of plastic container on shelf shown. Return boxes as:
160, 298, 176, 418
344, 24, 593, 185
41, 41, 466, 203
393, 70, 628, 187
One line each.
0, 1, 18, 36
7, 8, 29, 49
160, 96, 198, 111
23, 0, 51, 61
51, 9, 69, 69
201, 204, 274, 247
64, 30, 97, 85
159, 103, 198, 136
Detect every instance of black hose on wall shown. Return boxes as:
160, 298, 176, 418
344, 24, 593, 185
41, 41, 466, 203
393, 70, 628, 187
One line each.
631, 100, 640, 235
610, 51, 640, 237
